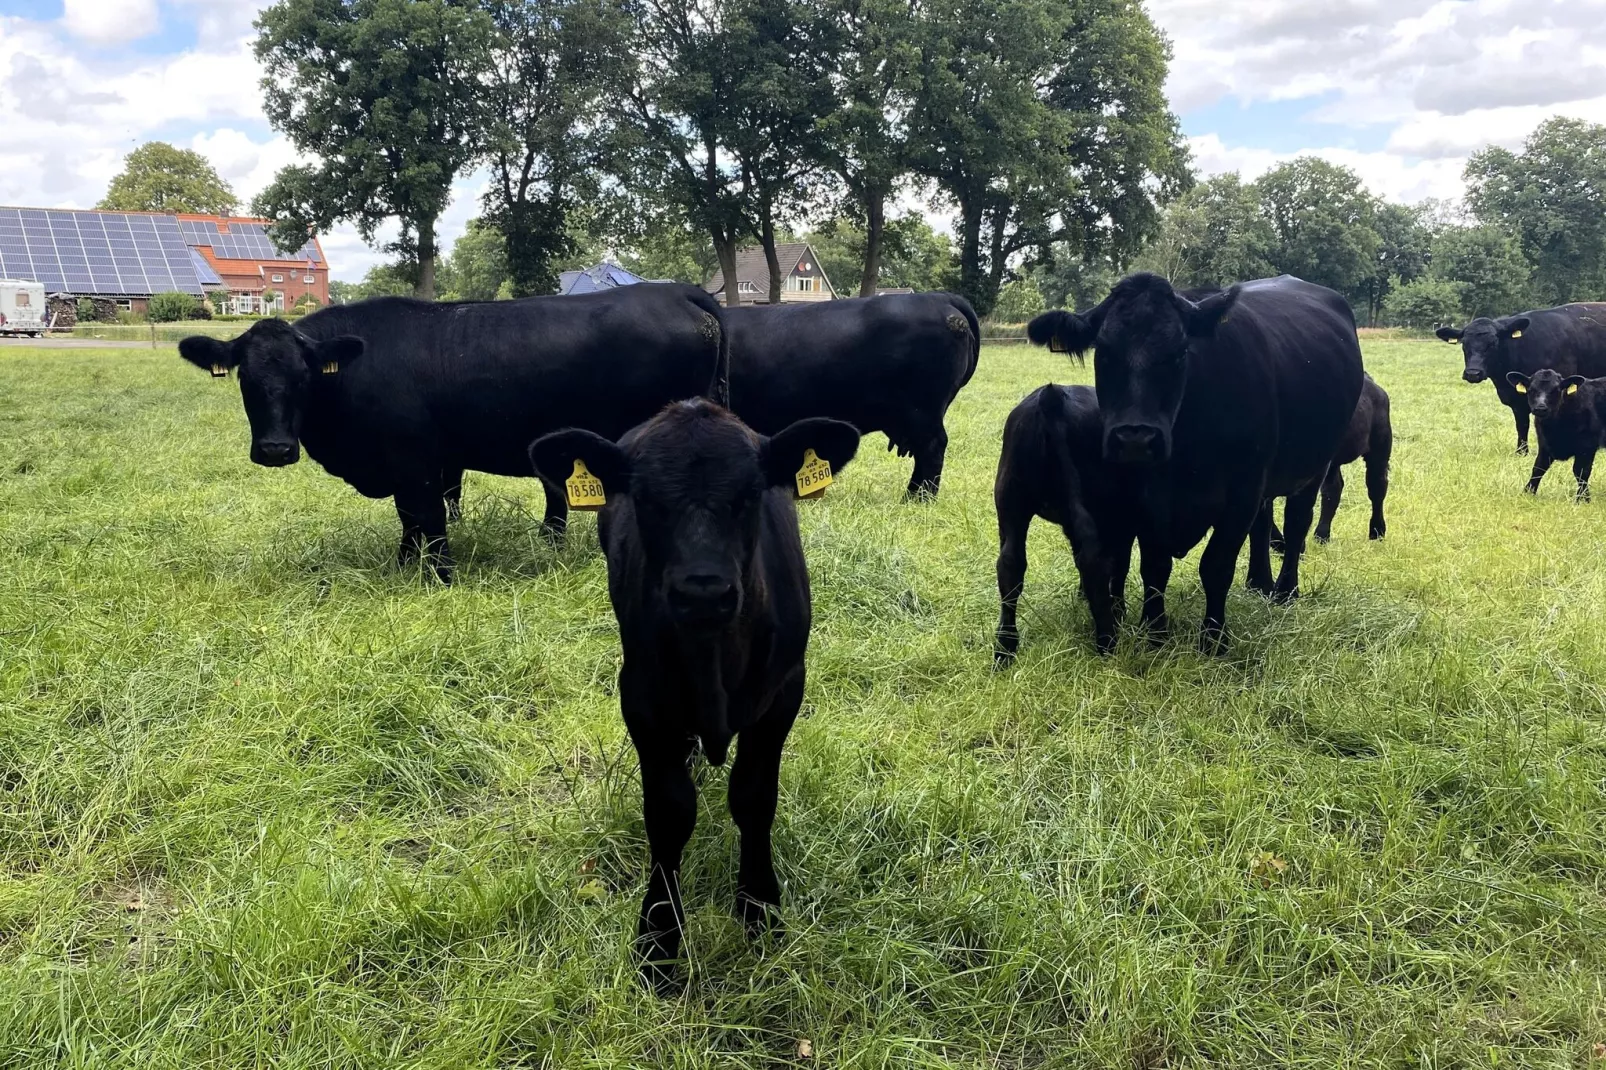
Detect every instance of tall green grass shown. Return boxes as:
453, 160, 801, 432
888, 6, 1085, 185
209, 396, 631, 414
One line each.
0, 338, 1603, 1067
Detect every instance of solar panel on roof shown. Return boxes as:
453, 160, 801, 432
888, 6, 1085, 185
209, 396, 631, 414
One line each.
189, 248, 222, 286
0, 207, 205, 296
180, 219, 319, 263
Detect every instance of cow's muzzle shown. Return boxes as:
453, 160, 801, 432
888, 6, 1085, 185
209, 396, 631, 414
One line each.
1463, 369, 1487, 384
252, 440, 300, 467
1105, 423, 1167, 465
667, 573, 740, 629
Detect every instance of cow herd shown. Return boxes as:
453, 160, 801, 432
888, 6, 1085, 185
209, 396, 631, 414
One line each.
174, 280, 1605, 989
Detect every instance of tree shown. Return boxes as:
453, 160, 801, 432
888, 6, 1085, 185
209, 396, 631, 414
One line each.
98, 142, 237, 215
252, 0, 494, 300
617, 214, 720, 284
1253, 158, 1380, 308
802, 212, 956, 294
480, 0, 632, 297
438, 219, 510, 301
1356, 201, 1432, 326
1033, 245, 1115, 310
618, 0, 753, 305
819, 0, 921, 296
1430, 225, 1533, 319
992, 278, 1046, 322
1383, 277, 1463, 329
1466, 117, 1606, 306
1136, 173, 1275, 288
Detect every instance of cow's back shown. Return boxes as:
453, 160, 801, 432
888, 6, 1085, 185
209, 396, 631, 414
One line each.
725, 294, 975, 438
1511, 304, 1606, 378
297, 285, 722, 479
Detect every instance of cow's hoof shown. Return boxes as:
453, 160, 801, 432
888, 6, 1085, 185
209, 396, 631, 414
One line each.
1313, 532, 1331, 545
1144, 616, 1169, 647
1198, 628, 1229, 656
993, 647, 1018, 670
1093, 631, 1118, 656
1368, 525, 1386, 540
1516, 444, 1530, 456
1271, 586, 1298, 605
636, 934, 684, 994
736, 891, 784, 942
1524, 484, 1540, 495
1246, 577, 1276, 599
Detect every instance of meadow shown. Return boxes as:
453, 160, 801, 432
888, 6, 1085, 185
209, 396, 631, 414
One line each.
1, 335, 1603, 1068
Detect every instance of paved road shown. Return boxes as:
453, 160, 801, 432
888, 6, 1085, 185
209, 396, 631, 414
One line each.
0, 337, 163, 349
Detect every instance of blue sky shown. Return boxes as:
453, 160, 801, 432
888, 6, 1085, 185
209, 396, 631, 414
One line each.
2, 0, 1602, 280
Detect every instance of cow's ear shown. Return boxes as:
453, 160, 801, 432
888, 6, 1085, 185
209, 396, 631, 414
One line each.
762, 418, 861, 489
1435, 325, 1464, 343
1506, 371, 1530, 392
179, 335, 236, 377
1026, 310, 1096, 359
1179, 285, 1238, 338
1564, 375, 1586, 396
305, 335, 364, 375
528, 428, 630, 497
1497, 316, 1530, 340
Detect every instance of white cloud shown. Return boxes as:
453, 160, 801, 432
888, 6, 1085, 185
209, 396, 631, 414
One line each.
61, 0, 158, 46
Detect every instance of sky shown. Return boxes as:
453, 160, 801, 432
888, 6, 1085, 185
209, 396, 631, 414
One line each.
1, 0, 1603, 281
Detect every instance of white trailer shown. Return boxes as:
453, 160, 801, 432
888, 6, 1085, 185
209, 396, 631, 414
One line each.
0, 279, 46, 336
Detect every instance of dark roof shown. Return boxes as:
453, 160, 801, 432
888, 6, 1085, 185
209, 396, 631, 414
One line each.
559, 262, 656, 295
704, 242, 835, 297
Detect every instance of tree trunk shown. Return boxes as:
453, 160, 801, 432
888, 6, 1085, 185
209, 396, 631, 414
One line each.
958, 197, 986, 315
859, 191, 885, 297
415, 215, 438, 301
715, 235, 741, 307
760, 213, 783, 306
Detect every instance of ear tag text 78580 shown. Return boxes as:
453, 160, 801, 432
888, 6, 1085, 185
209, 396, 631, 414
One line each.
210, 363, 227, 378
795, 448, 833, 500
566, 458, 606, 510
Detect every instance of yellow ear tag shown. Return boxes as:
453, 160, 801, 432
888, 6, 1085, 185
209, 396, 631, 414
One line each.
1567, 383, 1579, 395
321, 361, 339, 374
566, 458, 606, 510
1510, 330, 1523, 339
1515, 382, 1527, 393
210, 363, 227, 378
795, 448, 833, 500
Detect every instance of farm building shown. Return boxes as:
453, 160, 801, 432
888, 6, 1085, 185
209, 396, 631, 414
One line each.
704, 242, 836, 303
0, 205, 327, 318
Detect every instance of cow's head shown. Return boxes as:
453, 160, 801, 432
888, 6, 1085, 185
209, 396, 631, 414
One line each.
1437, 316, 1529, 385
1506, 369, 1584, 420
530, 400, 859, 631
179, 319, 364, 467
1028, 274, 1237, 465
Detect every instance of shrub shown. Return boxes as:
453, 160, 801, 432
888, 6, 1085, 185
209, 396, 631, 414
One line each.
992, 279, 1047, 323
75, 298, 97, 323
1383, 277, 1465, 330
115, 308, 147, 325
206, 289, 231, 314
147, 291, 201, 323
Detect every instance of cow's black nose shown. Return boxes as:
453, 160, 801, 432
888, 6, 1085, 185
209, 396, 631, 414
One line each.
1107, 424, 1163, 464
668, 573, 739, 626
255, 440, 297, 466
1463, 369, 1485, 383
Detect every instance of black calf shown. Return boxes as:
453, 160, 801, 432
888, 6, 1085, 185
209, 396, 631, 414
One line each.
1506, 370, 1605, 501
1269, 373, 1392, 548
529, 400, 860, 991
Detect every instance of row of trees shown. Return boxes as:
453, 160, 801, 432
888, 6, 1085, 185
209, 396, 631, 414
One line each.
249, 0, 1189, 314
1127, 118, 1606, 327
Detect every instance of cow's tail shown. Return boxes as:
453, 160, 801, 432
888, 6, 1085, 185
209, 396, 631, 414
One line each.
950, 294, 982, 389
687, 287, 731, 407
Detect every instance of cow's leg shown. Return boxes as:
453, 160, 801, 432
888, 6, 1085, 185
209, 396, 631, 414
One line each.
1268, 512, 1286, 556
906, 424, 948, 500
1139, 538, 1172, 645
1272, 480, 1319, 604
631, 727, 698, 992
539, 476, 569, 539
728, 673, 802, 939
394, 481, 453, 584
1525, 443, 1554, 495
1514, 407, 1531, 455
1573, 450, 1595, 503
994, 506, 1032, 666
1246, 502, 1276, 595
1313, 466, 1344, 544
1367, 425, 1392, 540
1199, 486, 1263, 653
443, 467, 465, 522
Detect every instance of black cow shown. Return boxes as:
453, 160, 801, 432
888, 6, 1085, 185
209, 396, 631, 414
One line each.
724, 292, 979, 497
1504, 369, 1605, 501
1268, 373, 1393, 547
993, 383, 1130, 661
1027, 273, 1364, 652
529, 399, 860, 990
178, 284, 728, 582
1437, 303, 1606, 455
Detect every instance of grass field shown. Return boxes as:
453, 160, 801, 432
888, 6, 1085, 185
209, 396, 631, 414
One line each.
2, 336, 1604, 1068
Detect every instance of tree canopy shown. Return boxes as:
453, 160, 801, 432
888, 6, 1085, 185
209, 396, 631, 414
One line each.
98, 142, 237, 216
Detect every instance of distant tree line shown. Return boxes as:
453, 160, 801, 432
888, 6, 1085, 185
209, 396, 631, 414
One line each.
1124, 118, 1606, 327
250, 0, 1189, 315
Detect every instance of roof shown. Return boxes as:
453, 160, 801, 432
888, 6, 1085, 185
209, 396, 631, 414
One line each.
703, 242, 835, 298
558, 262, 651, 295
0, 205, 326, 298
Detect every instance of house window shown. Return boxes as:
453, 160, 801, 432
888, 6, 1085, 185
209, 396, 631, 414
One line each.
304, 275, 315, 284
738, 281, 759, 294
271, 274, 284, 283
788, 276, 819, 294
